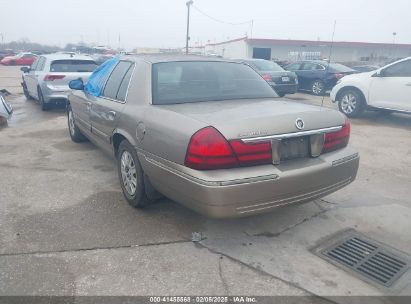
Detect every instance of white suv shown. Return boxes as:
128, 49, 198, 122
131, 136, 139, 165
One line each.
331, 57, 411, 117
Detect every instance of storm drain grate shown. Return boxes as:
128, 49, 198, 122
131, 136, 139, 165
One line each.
320, 233, 410, 287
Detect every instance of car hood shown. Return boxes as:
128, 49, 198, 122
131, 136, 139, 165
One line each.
159, 98, 345, 140
341, 70, 375, 82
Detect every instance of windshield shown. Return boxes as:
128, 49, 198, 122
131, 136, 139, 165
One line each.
246, 60, 284, 72
152, 61, 278, 104
50, 60, 98, 72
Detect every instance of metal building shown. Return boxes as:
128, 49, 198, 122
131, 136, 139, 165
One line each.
205, 37, 411, 64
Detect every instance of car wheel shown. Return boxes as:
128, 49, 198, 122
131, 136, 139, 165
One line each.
277, 92, 286, 97
338, 89, 365, 118
37, 87, 49, 111
22, 82, 32, 100
311, 80, 325, 95
117, 140, 150, 208
67, 105, 87, 142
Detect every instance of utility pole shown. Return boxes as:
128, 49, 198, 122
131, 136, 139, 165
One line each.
185, 0, 193, 54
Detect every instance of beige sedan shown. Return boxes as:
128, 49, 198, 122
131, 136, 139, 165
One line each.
67, 55, 359, 218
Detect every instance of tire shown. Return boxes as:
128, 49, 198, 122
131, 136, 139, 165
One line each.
277, 92, 286, 97
311, 79, 325, 95
37, 87, 49, 111
117, 140, 150, 208
67, 105, 87, 142
22, 82, 32, 100
338, 88, 365, 118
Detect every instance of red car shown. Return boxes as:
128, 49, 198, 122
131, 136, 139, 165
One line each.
0, 52, 37, 66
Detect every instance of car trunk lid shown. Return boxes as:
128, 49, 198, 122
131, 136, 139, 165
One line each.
159, 98, 345, 140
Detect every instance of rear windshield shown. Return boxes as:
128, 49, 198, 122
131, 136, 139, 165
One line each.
245, 60, 284, 72
328, 63, 355, 73
152, 61, 277, 104
50, 60, 98, 72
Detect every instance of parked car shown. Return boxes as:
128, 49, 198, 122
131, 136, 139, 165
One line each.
66, 55, 359, 218
0, 50, 16, 61
0, 94, 13, 121
351, 65, 379, 73
237, 59, 298, 97
21, 53, 98, 110
285, 60, 356, 95
0, 52, 37, 66
331, 57, 411, 117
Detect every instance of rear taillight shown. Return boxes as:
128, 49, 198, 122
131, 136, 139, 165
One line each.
185, 127, 273, 170
322, 118, 350, 153
229, 140, 272, 166
184, 127, 238, 170
44, 74, 65, 81
261, 74, 272, 81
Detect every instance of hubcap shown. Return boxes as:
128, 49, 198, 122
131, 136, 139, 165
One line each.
120, 151, 137, 196
312, 81, 324, 94
340, 93, 357, 114
68, 110, 75, 136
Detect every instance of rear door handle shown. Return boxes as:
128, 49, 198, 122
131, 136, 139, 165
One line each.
107, 111, 116, 120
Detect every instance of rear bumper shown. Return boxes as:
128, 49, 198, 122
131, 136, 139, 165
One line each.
138, 147, 359, 218
41, 84, 70, 103
269, 83, 298, 94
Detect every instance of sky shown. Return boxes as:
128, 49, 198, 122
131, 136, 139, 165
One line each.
0, 0, 410, 50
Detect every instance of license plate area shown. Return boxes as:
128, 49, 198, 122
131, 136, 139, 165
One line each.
280, 137, 309, 161
281, 76, 290, 82
271, 134, 325, 165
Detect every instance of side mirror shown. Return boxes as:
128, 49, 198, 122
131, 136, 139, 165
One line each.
20, 66, 30, 73
69, 78, 84, 90
373, 69, 385, 77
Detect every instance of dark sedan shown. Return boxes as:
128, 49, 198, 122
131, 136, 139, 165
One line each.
238, 59, 298, 97
285, 60, 356, 95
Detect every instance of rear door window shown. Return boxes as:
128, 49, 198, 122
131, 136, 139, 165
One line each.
102, 61, 133, 100
116, 65, 134, 101
50, 60, 98, 72
286, 63, 301, 71
301, 62, 316, 70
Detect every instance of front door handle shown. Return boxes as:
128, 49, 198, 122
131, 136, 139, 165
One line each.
106, 111, 116, 121
86, 102, 91, 111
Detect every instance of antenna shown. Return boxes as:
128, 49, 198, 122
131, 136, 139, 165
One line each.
321, 20, 337, 108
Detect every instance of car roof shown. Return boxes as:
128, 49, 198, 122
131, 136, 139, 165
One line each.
121, 54, 231, 64
40, 53, 94, 61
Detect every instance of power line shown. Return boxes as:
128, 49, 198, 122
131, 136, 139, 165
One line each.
192, 5, 251, 26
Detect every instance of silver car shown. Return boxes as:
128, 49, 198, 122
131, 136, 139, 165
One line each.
67, 55, 359, 218
21, 54, 97, 110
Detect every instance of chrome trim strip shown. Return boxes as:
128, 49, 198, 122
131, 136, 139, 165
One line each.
144, 156, 279, 187
241, 126, 342, 143
236, 177, 352, 214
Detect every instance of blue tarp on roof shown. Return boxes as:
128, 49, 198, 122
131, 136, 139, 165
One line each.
84, 57, 119, 96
